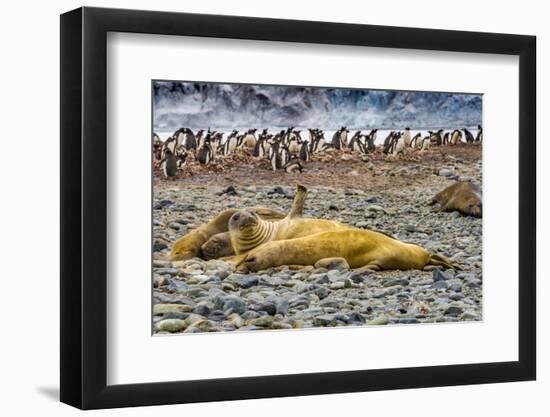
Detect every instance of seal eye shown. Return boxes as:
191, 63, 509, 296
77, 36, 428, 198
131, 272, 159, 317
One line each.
233, 213, 240, 221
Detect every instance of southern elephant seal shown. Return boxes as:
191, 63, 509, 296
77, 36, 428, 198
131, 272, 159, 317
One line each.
431, 181, 482, 218
171, 207, 286, 261
236, 228, 457, 273
228, 184, 347, 255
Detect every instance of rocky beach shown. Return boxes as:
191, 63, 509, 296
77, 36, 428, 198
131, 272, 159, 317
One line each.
152, 144, 482, 334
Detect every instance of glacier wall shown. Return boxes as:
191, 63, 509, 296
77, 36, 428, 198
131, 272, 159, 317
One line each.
153, 81, 482, 131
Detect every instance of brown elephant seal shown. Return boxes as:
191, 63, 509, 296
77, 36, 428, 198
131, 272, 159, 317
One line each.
171, 207, 286, 261
228, 184, 346, 255
431, 181, 482, 217
236, 229, 457, 273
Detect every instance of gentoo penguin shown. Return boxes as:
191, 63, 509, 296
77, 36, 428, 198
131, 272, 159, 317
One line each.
348, 131, 362, 151
410, 133, 422, 149
160, 148, 178, 179
475, 125, 483, 143
365, 132, 376, 153
402, 127, 412, 147
331, 130, 342, 150
420, 136, 431, 151
253, 136, 265, 158
383, 131, 395, 148
176, 151, 187, 170
279, 145, 291, 167
269, 142, 283, 171
443, 132, 450, 145
164, 135, 178, 153
259, 128, 269, 140
195, 130, 205, 148
392, 132, 406, 156
173, 127, 197, 151
288, 130, 302, 154
243, 128, 258, 148
450, 129, 462, 145
196, 141, 213, 165
284, 158, 303, 173
383, 133, 397, 154
331, 127, 349, 150
299, 140, 311, 162
367, 129, 378, 147
153, 132, 162, 146
340, 127, 349, 147
463, 128, 475, 143
224, 130, 239, 155
311, 130, 326, 153
429, 129, 444, 146
153, 133, 163, 161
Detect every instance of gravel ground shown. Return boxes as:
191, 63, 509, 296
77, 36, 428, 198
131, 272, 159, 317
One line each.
152, 145, 482, 334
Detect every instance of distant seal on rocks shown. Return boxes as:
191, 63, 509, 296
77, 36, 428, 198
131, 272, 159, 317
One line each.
431, 181, 482, 217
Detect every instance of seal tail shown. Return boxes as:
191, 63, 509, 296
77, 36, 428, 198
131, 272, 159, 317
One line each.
428, 253, 462, 271
288, 184, 308, 218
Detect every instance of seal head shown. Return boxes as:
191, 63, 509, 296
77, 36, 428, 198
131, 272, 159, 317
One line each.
229, 210, 275, 254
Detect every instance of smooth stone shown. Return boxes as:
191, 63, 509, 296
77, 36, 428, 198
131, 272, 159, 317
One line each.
348, 272, 365, 284
432, 280, 449, 290
155, 319, 187, 333
433, 269, 453, 282
310, 285, 330, 300
444, 306, 464, 316
368, 314, 389, 325
214, 295, 247, 315
193, 301, 212, 316
231, 275, 259, 289
330, 281, 346, 290
208, 310, 226, 322
257, 302, 277, 316
184, 320, 215, 332
384, 278, 409, 287
313, 274, 330, 284
153, 304, 193, 315
227, 313, 245, 328
315, 257, 350, 271
313, 314, 338, 327
242, 311, 260, 320
461, 311, 480, 320
348, 312, 366, 324
250, 316, 274, 328
153, 275, 168, 288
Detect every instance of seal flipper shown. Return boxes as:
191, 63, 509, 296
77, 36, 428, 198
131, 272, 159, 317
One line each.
288, 184, 308, 219
428, 253, 462, 271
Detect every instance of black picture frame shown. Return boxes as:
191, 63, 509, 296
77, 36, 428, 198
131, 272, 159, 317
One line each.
60, 6, 536, 410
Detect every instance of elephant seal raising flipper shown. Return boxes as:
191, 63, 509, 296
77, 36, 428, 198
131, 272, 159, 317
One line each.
228, 184, 347, 255
171, 207, 286, 261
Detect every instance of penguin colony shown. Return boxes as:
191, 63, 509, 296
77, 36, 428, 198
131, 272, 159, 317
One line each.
153, 125, 482, 179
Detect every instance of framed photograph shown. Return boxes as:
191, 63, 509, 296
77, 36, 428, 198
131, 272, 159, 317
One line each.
60, 6, 536, 409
